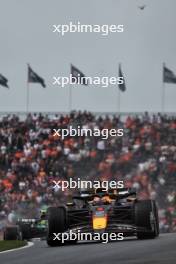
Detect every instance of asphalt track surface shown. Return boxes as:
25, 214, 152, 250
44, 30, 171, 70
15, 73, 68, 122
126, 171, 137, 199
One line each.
0, 233, 176, 264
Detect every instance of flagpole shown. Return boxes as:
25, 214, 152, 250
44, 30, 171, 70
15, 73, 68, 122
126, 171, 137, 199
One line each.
26, 64, 30, 113
69, 64, 72, 112
69, 84, 72, 112
26, 81, 29, 113
118, 63, 121, 114
161, 63, 165, 113
118, 85, 121, 113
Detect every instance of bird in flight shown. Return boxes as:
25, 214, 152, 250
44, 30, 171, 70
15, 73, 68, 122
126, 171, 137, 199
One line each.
138, 5, 146, 10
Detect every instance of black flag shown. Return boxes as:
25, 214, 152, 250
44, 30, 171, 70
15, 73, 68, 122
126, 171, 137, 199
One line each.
0, 74, 9, 88
28, 65, 46, 88
163, 65, 176, 84
71, 64, 88, 85
118, 64, 126, 92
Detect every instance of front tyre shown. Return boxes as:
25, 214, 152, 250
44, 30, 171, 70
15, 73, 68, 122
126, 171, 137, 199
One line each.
47, 207, 68, 246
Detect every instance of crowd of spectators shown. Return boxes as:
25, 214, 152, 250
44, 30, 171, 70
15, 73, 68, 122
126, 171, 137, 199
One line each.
0, 111, 176, 232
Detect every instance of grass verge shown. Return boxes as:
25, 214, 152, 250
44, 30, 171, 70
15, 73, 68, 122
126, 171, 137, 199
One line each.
0, 240, 27, 252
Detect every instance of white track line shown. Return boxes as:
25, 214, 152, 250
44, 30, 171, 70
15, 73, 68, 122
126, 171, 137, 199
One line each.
0, 241, 34, 254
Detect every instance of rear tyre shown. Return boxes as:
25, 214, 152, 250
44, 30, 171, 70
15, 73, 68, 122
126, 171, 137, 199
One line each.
135, 200, 159, 239
47, 207, 68, 246
4, 226, 20, 240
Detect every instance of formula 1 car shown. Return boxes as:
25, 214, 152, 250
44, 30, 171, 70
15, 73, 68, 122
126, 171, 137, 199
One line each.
4, 210, 47, 240
46, 188, 159, 246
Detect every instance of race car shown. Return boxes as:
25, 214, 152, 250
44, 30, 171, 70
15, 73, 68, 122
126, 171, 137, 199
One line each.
46, 188, 159, 246
4, 209, 47, 240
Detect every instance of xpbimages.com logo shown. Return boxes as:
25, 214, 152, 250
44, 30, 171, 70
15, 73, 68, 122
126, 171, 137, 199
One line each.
52, 22, 124, 36
53, 126, 124, 140
52, 178, 124, 191
52, 74, 124, 88
53, 231, 124, 244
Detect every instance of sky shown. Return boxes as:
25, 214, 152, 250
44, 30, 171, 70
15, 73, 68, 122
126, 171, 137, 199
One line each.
0, 0, 176, 113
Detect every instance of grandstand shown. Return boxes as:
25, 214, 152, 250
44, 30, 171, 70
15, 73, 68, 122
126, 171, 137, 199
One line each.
0, 111, 176, 232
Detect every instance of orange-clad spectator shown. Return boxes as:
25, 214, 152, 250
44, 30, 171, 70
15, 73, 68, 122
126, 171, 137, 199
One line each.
15, 151, 23, 159
89, 149, 97, 158
2, 179, 13, 190
38, 168, 46, 178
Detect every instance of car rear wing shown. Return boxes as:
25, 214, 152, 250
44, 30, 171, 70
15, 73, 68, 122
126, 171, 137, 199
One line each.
73, 187, 137, 201
17, 218, 40, 224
